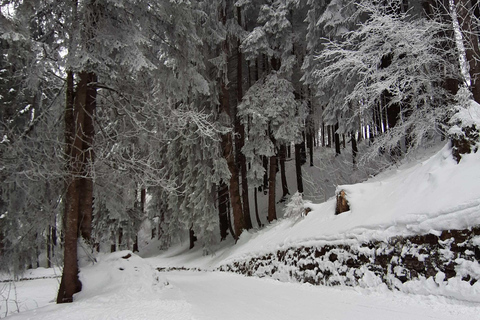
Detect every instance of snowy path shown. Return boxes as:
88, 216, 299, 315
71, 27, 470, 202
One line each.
3, 269, 480, 319
165, 271, 479, 320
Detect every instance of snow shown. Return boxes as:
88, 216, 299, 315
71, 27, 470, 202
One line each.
2, 142, 480, 319
3, 265, 480, 320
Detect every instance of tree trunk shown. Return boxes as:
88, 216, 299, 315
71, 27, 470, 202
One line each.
351, 131, 358, 167
334, 122, 341, 155
307, 131, 314, 166
254, 187, 262, 228
118, 228, 123, 250
47, 227, 52, 268
454, 0, 480, 103
111, 230, 116, 253
218, 182, 229, 240
294, 142, 304, 193
78, 72, 96, 242
189, 228, 197, 249
220, 4, 244, 240
57, 70, 85, 304
267, 153, 277, 222
235, 6, 252, 230
279, 144, 289, 201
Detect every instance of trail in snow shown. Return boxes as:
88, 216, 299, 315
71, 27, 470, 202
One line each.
165, 271, 479, 320
4, 268, 479, 319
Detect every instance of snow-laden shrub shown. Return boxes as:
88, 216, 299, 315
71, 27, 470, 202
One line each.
284, 192, 310, 219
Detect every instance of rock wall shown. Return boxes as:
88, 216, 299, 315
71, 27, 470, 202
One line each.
219, 227, 480, 300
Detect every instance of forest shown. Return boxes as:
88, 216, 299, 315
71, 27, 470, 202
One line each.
0, 0, 479, 305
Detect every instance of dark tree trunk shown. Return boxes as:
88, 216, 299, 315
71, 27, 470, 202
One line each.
57, 70, 85, 304
47, 228, 52, 268
351, 131, 358, 166
279, 144, 289, 201
218, 182, 229, 240
118, 228, 123, 249
221, 108, 244, 239
189, 228, 197, 249
78, 72, 96, 242
219, 4, 244, 240
307, 132, 314, 166
235, 6, 252, 230
111, 230, 116, 253
334, 122, 341, 155
267, 153, 277, 222
133, 188, 145, 253
254, 187, 262, 228
294, 142, 304, 193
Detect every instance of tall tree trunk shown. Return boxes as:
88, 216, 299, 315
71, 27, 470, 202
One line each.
235, 6, 252, 230
78, 72, 96, 242
57, 70, 86, 304
220, 84, 244, 239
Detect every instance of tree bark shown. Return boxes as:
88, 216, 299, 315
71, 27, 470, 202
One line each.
351, 131, 358, 167
189, 228, 197, 249
220, 3, 244, 240
334, 122, 341, 155
57, 71, 86, 304
267, 152, 277, 222
78, 72, 96, 242
279, 144, 289, 201
235, 6, 252, 230
294, 142, 304, 193
254, 187, 262, 228
220, 83, 244, 239
218, 182, 229, 240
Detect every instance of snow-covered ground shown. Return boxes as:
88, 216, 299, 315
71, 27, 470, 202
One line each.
2, 254, 480, 320
2, 142, 480, 319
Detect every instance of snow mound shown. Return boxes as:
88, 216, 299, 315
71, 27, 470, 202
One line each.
76, 250, 164, 300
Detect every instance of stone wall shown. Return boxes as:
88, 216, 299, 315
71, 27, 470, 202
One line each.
219, 227, 480, 294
